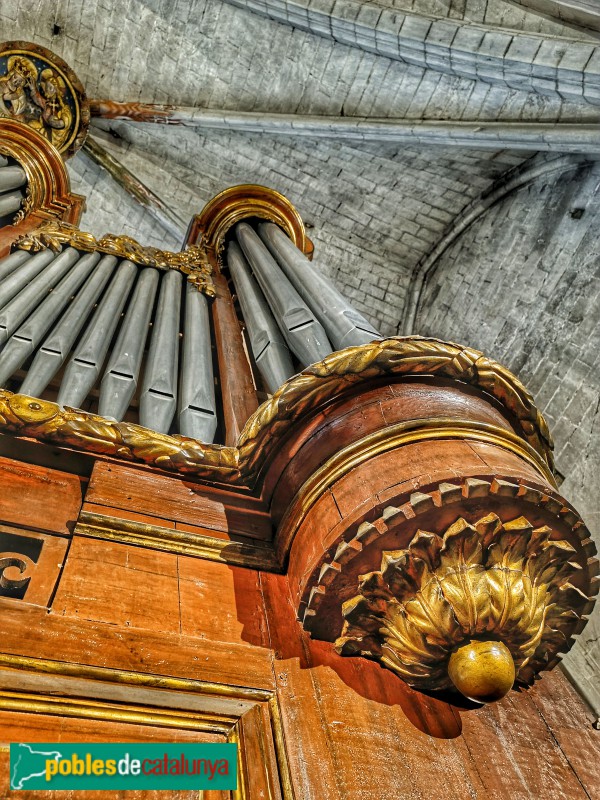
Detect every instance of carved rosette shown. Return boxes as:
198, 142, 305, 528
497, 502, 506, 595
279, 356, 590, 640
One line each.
335, 513, 593, 701
0, 41, 89, 158
298, 474, 599, 703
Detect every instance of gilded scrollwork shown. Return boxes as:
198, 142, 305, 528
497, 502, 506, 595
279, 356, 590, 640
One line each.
334, 514, 595, 699
14, 220, 215, 297
12, 184, 33, 224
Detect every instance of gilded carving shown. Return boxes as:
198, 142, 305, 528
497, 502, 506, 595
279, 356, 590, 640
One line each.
14, 220, 215, 296
237, 337, 554, 480
0, 393, 237, 479
0, 118, 83, 229
0, 42, 89, 157
188, 183, 314, 262
0, 338, 553, 486
334, 513, 594, 700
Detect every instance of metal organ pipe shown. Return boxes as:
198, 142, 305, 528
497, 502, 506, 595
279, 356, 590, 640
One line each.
0, 190, 23, 217
0, 252, 101, 387
257, 222, 381, 350
0, 248, 81, 345
139, 269, 182, 434
0, 165, 27, 193
0, 249, 55, 308
235, 222, 332, 367
57, 259, 138, 409
226, 240, 295, 393
99, 267, 160, 421
21, 255, 118, 397
0, 250, 32, 282
178, 280, 217, 443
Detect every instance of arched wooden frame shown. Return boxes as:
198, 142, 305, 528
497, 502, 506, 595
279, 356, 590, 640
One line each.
0, 118, 84, 257
186, 183, 314, 264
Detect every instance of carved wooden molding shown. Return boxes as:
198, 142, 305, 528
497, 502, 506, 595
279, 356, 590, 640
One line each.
0, 118, 83, 225
186, 183, 313, 262
0, 654, 294, 800
0, 337, 554, 488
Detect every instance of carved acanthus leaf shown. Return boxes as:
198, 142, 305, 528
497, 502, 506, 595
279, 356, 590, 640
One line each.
335, 514, 592, 692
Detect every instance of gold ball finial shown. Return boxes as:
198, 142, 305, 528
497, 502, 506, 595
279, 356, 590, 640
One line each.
448, 639, 516, 703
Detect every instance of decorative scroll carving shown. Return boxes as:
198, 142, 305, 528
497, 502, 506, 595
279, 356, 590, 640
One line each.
0, 41, 89, 157
14, 220, 215, 296
0, 552, 35, 595
0, 338, 554, 486
334, 512, 596, 701
12, 185, 33, 225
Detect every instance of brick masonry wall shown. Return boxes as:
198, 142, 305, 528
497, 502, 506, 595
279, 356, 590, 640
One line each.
416, 161, 600, 711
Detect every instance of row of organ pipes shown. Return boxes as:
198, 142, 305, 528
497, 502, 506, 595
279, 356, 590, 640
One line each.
228, 221, 381, 393
0, 219, 380, 444
0, 155, 27, 225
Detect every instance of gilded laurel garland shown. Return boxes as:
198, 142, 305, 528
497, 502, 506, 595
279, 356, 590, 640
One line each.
14, 220, 215, 296
237, 337, 554, 479
0, 393, 238, 479
334, 514, 592, 693
0, 337, 553, 486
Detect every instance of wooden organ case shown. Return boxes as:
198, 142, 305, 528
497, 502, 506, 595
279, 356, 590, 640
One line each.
0, 41, 598, 800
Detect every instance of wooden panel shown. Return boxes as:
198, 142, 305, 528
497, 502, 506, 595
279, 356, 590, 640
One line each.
178, 558, 268, 649
531, 670, 600, 798
52, 539, 270, 650
0, 711, 224, 743
0, 457, 84, 535
0, 524, 68, 607
0, 599, 274, 691
52, 537, 181, 632
86, 462, 272, 541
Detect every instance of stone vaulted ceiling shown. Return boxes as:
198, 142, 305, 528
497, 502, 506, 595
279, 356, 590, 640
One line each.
2, 0, 600, 713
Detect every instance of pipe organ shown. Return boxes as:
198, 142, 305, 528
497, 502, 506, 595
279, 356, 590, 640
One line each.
0, 40, 598, 800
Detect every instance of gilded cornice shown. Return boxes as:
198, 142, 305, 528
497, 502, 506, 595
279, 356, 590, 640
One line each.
14, 219, 215, 296
186, 183, 314, 263
0, 337, 554, 488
